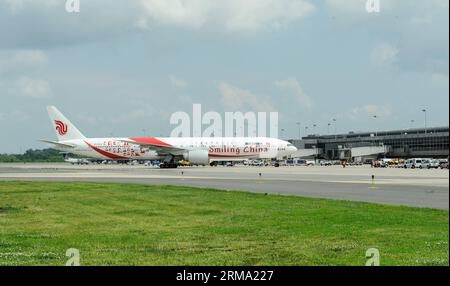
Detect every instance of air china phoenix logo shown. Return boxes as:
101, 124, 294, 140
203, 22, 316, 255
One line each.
55, 120, 68, 136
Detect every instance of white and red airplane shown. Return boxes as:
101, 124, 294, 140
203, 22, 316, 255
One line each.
42, 106, 297, 168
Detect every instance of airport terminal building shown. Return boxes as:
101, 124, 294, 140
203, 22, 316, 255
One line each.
289, 126, 449, 161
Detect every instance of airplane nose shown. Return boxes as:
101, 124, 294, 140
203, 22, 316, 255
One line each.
289, 146, 298, 153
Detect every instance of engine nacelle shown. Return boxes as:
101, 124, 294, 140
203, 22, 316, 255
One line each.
183, 150, 209, 165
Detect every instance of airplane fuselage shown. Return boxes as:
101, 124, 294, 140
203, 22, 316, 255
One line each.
54, 137, 297, 162
44, 106, 298, 167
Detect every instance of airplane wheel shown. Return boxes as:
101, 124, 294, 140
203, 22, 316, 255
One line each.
160, 163, 178, 169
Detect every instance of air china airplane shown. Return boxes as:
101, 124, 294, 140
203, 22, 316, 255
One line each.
42, 106, 298, 168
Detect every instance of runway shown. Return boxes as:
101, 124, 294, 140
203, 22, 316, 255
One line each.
0, 163, 448, 209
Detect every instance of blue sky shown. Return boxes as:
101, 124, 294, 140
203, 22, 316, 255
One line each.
0, 0, 448, 153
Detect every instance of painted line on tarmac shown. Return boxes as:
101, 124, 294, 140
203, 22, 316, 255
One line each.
0, 173, 448, 188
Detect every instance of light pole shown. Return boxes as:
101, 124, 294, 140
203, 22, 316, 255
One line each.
327, 123, 331, 135
142, 129, 146, 137
332, 118, 337, 139
296, 122, 301, 140
422, 109, 427, 134
410, 120, 415, 129
305, 126, 309, 136
372, 115, 378, 137
313, 124, 317, 135
281, 128, 285, 140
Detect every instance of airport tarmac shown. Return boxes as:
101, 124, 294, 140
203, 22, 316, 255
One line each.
0, 163, 448, 209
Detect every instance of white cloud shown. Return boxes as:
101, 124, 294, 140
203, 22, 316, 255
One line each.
0, 0, 315, 50
219, 82, 275, 111
0, 0, 140, 49
4, 0, 60, 11
274, 78, 313, 110
140, 0, 209, 29
111, 102, 159, 123
223, 0, 315, 32
169, 75, 188, 89
325, 0, 400, 22
430, 72, 449, 85
139, 0, 315, 32
326, 0, 448, 77
14, 77, 51, 98
13, 50, 48, 66
0, 49, 48, 73
4, 0, 48, 13
351, 104, 392, 119
326, 0, 370, 20
371, 43, 398, 67
4, 0, 26, 13
0, 109, 30, 124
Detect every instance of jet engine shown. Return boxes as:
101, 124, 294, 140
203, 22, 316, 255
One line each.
183, 150, 209, 165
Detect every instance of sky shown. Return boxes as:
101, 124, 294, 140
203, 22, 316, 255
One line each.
0, 0, 448, 153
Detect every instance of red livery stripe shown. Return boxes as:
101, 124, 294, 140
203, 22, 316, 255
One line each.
84, 141, 128, 160
129, 137, 172, 147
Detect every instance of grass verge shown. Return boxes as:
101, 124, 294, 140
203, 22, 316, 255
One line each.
0, 181, 448, 266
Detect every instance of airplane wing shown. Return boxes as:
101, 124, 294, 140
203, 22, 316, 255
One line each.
40, 140, 75, 149
120, 138, 186, 155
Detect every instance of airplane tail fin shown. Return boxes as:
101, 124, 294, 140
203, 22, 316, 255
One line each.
47, 106, 86, 141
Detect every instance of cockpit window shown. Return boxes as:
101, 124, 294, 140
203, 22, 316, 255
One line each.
287, 144, 294, 147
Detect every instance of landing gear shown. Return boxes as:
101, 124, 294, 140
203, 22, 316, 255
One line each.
159, 162, 178, 169
159, 155, 178, 169
210, 161, 218, 167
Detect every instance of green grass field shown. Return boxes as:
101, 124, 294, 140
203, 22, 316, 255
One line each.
0, 181, 448, 266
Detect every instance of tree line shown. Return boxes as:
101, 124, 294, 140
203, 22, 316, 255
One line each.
0, 149, 66, 162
